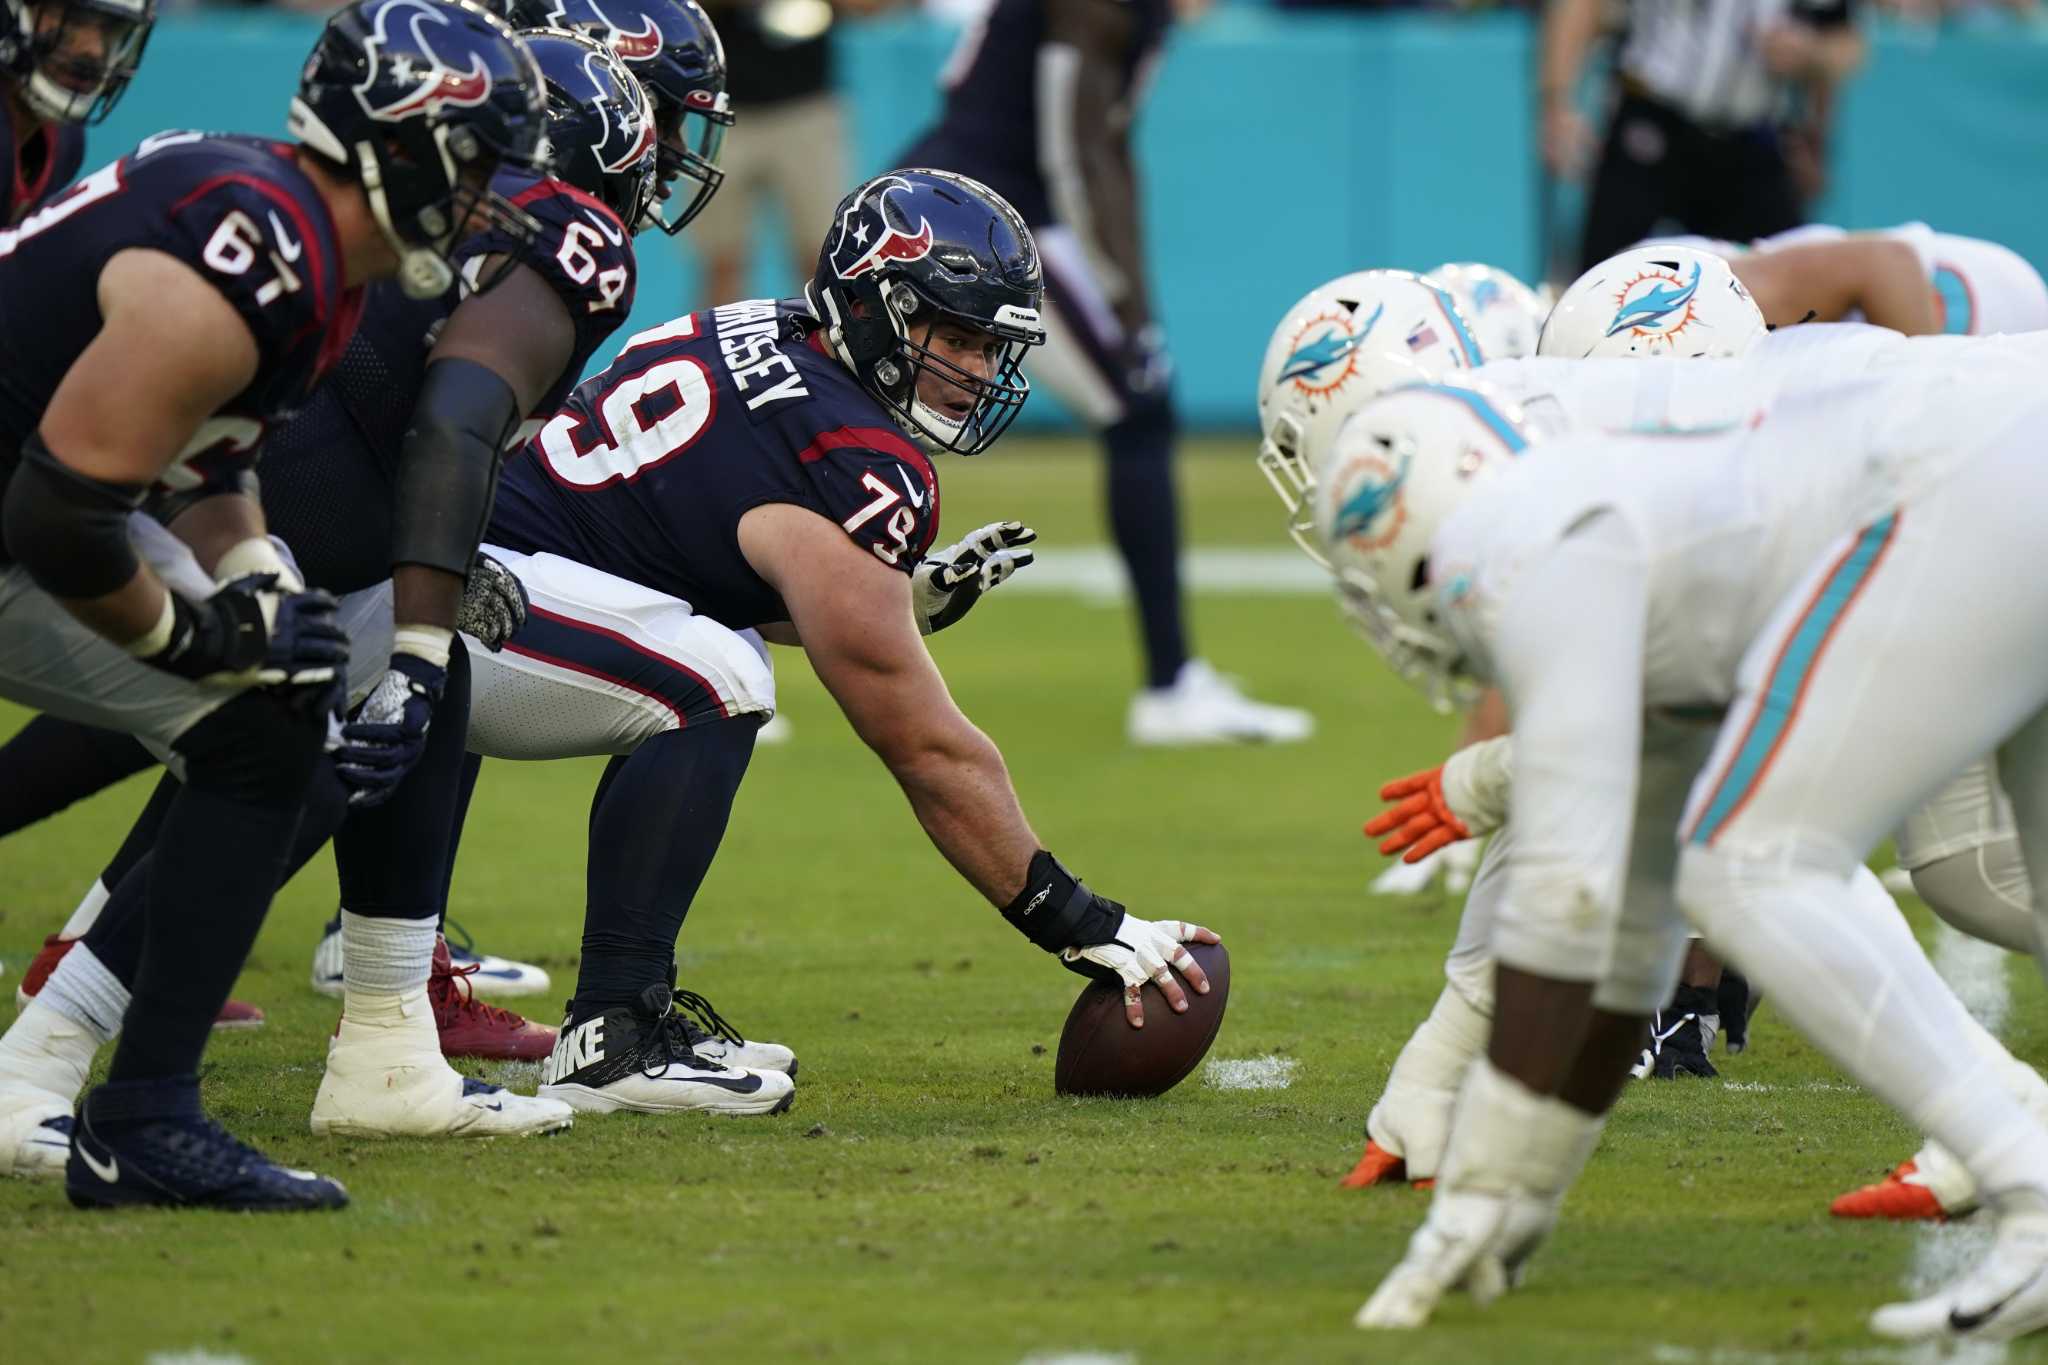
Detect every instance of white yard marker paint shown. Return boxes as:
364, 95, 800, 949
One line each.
1018, 1354, 1137, 1365
144, 1352, 257, 1365
1006, 547, 1327, 601
1202, 1055, 1298, 1091
1895, 924, 2012, 1365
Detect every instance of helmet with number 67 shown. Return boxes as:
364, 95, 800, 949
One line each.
1255, 269, 1479, 564
1428, 262, 1546, 362
1538, 245, 1766, 360
1311, 379, 1534, 709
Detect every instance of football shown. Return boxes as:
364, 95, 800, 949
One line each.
1053, 942, 1231, 1098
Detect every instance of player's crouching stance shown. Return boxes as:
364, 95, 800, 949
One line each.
442, 170, 1215, 1117
1318, 371, 2048, 1342
0, 0, 546, 1205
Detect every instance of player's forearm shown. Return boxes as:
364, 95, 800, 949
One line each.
392, 562, 466, 635
881, 723, 1043, 905
1847, 240, 1941, 336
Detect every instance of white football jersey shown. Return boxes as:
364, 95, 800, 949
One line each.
1430, 360, 2019, 710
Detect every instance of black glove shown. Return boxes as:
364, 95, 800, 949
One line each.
140, 575, 349, 715
455, 552, 528, 652
911, 521, 1036, 635
334, 650, 447, 807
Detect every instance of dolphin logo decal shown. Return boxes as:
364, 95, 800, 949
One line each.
1333, 453, 1411, 543
1606, 262, 1701, 337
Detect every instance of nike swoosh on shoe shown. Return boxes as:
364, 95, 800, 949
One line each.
655, 1072, 763, 1093
1949, 1269, 2047, 1333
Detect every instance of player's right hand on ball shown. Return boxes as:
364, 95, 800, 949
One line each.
1061, 915, 1221, 1029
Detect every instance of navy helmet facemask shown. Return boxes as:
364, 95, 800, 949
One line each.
0, 0, 154, 125
288, 0, 549, 299
806, 169, 1046, 457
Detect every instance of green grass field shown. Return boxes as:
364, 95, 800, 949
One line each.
4, 438, 2047, 1364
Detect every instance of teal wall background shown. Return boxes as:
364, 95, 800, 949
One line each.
90, 9, 2048, 427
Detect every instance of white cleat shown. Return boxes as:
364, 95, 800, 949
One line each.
1370, 841, 1482, 897
0, 1087, 74, 1179
313, 915, 552, 999
1871, 1210, 2048, 1342
670, 989, 798, 1077
755, 712, 793, 745
1356, 1189, 1512, 1330
311, 1015, 573, 1139
538, 988, 796, 1117
0, 999, 96, 1177
1127, 659, 1314, 747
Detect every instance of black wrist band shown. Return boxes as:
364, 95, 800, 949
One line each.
1001, 850, 1125, 953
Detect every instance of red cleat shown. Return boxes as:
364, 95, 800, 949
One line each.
17, 934, 261, 1030
1830, 1161, 1949, 1222
431, 936, 556, 1062
1340, 1139, 1413, 1189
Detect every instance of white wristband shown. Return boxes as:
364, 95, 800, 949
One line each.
124, 591, 178, 659
214, 535, 304, 592
392, 624, 454, 670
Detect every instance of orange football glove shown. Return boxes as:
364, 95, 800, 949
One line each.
1363, 766, 1473, 864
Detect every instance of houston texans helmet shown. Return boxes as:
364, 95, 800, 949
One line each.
0, 0, 153, 124
1427, 262, 1547, 362
289, 0, 547, 299
1255, 269, 1479, 563
1312, 379, 1535, 710
806, 169, 1046, 456
1538, 245, 1767, 359
520, 27, 657, 229
507, 0, 729, 232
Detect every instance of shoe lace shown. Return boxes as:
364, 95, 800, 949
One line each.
671, 988, 747, 1047
441, 917, 479, 958
430, 959, 530, 1032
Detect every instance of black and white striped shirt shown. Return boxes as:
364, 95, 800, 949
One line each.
1619, 0, 1856, 129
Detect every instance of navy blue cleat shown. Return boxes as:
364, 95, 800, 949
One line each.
66, 1079, 348, 1212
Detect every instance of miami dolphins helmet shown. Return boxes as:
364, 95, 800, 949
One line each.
1311, 378, 1534, 709
1255, 269, 1482, 564
1538, 245, 1766, 360
1427, 262, 1547, 362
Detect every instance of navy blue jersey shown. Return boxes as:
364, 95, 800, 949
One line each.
901, 0, 1170, 228
258, 170, 637, 593
489, 298, 941, 630
0, 90, 84, 226
0, 132, 360, 508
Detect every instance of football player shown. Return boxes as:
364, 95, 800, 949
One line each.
0, 0, 150, 226
1333, 365, 2048, 1344
898, 0, 1311, 746
1636, 222, 2048, 338
424, 169, 1217, 1117
4, 25, 715, 1145
0, 0, 545, 1205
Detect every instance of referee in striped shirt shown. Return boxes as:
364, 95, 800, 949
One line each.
1543, 0, 1866, 271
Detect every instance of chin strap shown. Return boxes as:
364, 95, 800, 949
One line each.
354, 141, 453, 301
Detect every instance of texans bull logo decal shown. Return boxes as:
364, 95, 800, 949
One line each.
833, 176, 935, 281
356, 0, 494, 122
584, 50, 655, 172
549, 0, 664, 61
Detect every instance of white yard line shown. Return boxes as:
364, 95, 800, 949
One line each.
1005, 547, 1327, 600
1201, 1055, 1298, 1091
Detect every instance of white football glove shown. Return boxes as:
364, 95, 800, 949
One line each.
1061, 914, 1218, 1027
1369, 839, 1482, 897
912, 520, 1036, 635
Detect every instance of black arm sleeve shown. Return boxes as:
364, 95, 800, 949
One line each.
2, 434, 146, 598
390, 357, 521, 578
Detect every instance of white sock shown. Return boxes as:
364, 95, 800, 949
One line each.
1369, 985, 1492, 1177
1440, 1060, 1553, 1193
340, 912, 437, 1027
1685, 853, 2048, 1201
38, 943, 127, 1045
0, 999, 102, 1103
58, 878, 110, 941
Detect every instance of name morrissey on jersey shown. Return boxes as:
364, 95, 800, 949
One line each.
715, 300, 810, 412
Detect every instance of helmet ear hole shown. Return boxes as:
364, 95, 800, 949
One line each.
1410, 556, 1431, 594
